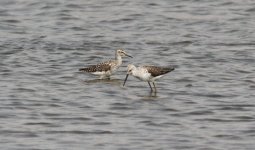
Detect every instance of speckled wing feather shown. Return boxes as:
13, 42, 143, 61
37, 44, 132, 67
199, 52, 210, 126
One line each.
143, 66, 175, 77
79, 61, 112, 72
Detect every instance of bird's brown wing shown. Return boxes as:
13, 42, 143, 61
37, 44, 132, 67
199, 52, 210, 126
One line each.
79, 61, 112, 72
143, 66, 174, 77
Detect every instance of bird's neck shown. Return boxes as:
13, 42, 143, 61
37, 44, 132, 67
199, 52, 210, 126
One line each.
115, 54, 122, 66
132, 68, 139, 77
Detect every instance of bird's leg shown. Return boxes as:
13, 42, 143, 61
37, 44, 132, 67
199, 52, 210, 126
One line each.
148, 82, 153, 92
152, 82, 157, 92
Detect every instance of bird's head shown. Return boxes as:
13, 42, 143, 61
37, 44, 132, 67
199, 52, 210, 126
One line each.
116, 49, 132, 58
123, 64, 136, 86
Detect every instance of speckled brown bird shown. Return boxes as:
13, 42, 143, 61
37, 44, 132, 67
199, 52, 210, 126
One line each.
79, 49, 132, 79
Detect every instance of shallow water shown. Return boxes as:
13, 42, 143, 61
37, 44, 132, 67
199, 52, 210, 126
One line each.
1, 0, 255, 149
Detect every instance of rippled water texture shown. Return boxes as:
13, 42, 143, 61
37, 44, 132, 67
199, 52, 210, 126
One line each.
1, 0, 255, 149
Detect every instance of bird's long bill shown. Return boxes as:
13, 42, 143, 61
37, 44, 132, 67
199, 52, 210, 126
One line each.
125, 54, 133, 58
123, 74, 129, 86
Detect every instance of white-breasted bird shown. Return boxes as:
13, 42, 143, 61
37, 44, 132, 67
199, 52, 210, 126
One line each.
123, 64, 175, 92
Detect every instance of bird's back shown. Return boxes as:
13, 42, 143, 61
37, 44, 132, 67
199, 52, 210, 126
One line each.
143, 66, 175, 77
79, 60, 113, 72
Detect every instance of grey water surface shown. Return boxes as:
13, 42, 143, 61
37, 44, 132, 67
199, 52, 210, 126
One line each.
1, 0, 255, 150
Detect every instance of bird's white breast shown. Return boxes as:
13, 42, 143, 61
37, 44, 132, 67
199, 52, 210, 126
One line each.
133, 67, 151, 81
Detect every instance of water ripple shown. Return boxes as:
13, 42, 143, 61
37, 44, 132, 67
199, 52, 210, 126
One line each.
1, 0, 255, 149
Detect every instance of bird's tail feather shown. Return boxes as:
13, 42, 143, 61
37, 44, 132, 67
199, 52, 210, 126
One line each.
79, 67, 90, 72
